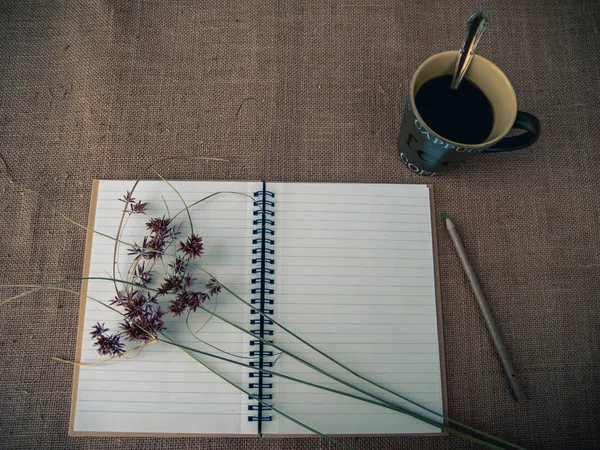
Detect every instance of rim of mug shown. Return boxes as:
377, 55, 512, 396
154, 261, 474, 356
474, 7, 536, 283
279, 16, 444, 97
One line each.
409, 51, 518, 149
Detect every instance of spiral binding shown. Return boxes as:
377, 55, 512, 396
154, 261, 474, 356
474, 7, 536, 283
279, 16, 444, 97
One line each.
248, 185, 275, 426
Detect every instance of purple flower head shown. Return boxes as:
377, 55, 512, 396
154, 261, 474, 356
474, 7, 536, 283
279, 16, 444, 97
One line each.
90, 323, 125, 357
130, 200, 148, 215
146, 216, 173, 237
206, 277, 222, 297
178, 234, 204, 259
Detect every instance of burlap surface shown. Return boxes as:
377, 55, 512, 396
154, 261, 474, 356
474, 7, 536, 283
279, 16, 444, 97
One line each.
1, 0, 599, 448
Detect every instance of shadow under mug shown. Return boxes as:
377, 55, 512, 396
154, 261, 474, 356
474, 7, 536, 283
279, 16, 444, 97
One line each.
397, 51, 541, 176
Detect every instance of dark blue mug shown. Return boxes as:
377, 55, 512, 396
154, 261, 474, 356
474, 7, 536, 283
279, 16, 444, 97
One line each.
398, 51, 540, 176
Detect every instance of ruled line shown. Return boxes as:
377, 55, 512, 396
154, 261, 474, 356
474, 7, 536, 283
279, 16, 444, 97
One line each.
268, 183, 442, 435
78, 181, 442, 436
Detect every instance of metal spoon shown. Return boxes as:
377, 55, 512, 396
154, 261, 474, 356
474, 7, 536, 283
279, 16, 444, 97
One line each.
450, 12, 489, 90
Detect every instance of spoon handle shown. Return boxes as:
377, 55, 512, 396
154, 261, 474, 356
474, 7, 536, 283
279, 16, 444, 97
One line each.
450, 12, 489, 90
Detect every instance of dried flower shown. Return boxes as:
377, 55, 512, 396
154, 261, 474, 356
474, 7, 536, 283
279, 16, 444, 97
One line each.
119, 190, 136, 205
178, 234, 204, 259
169, 257, 188, 275
123, 292, 154, 317
90, 322, 109, 339
129, 200, 148, 215
167, 297, 186, 316
145, 235, 166, 260
168, 290, 207, 316
111, 291, 165, 342
111, 290, 132, 307
206, 277, 222, 297
127, 237, 150, 261
155, 284, 170, 296
90, 323, 125, 357
120, 306, 165, 342
127, 235, 166, 261
184, 273, 195, 287
134, 262, 153, 285
146, 216, 172, 237
91, 196, 218, 356
119, 191, 147, 214
157, 274, 183, 296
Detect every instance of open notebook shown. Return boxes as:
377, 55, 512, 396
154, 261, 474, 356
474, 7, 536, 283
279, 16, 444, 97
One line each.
71, 181, 446, 436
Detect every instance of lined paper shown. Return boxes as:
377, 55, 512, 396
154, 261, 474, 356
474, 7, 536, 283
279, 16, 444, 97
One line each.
265, 183, 443, 435
73, 180, 262, 435
73, 180, 444, 437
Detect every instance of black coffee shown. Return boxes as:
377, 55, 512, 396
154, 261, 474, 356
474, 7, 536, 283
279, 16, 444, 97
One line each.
415, 75, 494, 145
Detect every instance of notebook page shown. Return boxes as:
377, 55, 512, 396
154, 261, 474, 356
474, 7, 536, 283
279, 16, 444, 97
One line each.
72, 180, 262, 435
264, 183, 443, 435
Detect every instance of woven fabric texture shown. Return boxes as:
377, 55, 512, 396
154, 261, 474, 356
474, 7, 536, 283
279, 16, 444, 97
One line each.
0, 0, 599, 449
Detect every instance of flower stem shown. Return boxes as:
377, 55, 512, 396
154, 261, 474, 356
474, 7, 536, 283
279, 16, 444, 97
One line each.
132, 150, 195, 235
157, 336, 509, 450
188, 265, 523, 450
0, 277, 147, 306
1, 275, 521, 450
160, 332, 356, 449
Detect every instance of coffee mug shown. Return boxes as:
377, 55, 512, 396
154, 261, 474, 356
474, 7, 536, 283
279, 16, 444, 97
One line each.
397, 51, 540, 176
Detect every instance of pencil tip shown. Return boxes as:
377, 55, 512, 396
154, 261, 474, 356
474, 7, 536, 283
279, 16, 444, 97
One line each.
443, 214, 450, 220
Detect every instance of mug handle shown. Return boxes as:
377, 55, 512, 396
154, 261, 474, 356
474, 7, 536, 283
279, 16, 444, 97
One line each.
484, 111, 541, 152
